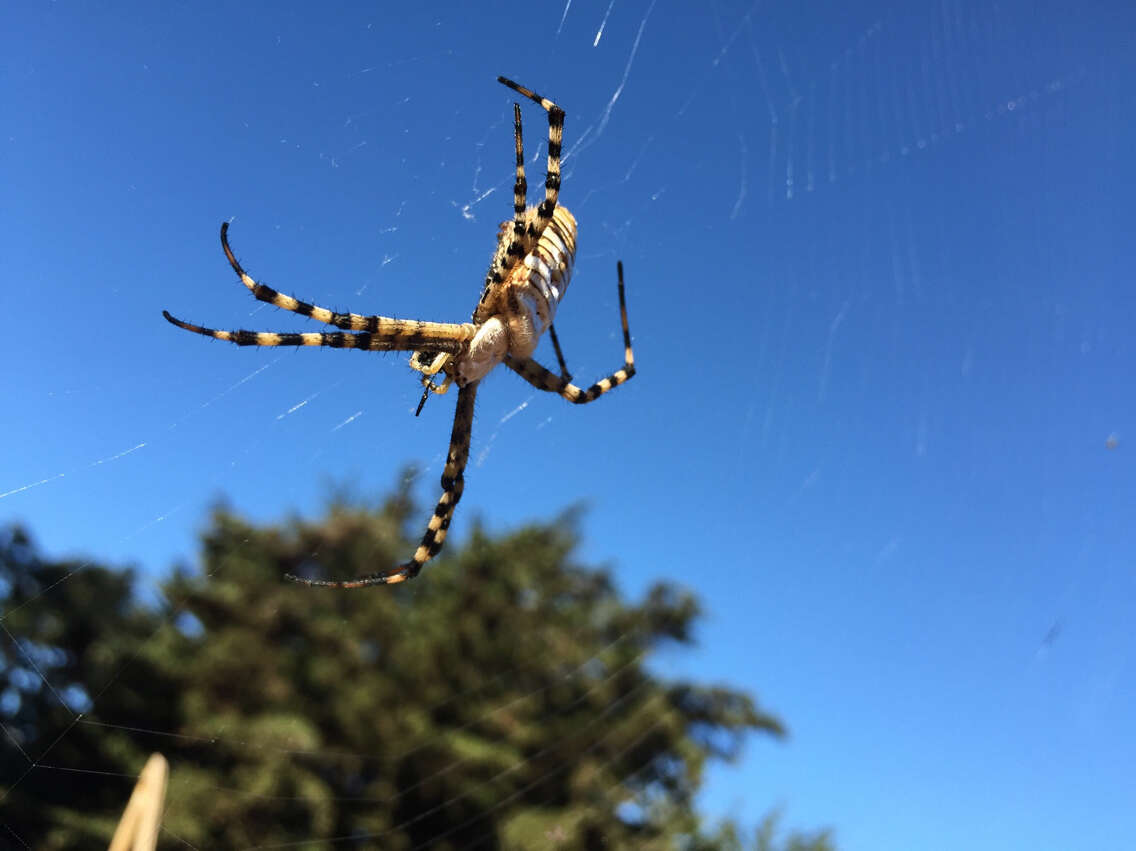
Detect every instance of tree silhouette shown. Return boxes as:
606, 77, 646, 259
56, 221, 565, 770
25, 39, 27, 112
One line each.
1, 481, 834, 850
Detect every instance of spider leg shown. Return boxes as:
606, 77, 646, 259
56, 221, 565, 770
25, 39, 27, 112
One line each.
497, 77, 564, 235
508, 103, 529, 255
162, 310, 469, 354
214, 222, 466, 344
546, 322, 572, 381
507, 262, 634, 404
477, 103, 531, 311
286, 380, 479, 588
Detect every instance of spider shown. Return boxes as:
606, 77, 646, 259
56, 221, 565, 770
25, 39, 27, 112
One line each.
163, 76, 636, 587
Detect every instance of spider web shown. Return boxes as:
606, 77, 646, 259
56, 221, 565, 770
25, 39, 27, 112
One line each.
4, 0, 1135, 848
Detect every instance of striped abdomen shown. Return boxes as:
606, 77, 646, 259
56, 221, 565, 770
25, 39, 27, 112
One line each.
456, 206, 577, 385
506, 205, 577, 357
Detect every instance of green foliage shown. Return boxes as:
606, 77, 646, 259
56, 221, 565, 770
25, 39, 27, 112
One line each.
1, 481, 832, 850
690, 810, 838, 851
1, 525, 171, 849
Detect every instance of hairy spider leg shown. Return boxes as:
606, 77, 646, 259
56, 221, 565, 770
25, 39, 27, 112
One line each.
497, 77, 564, 230
546, 323, 572, 380
163, 222, 475, 352
220, 223, 473, 342
507, 262, 634, 403
162, 311, 467, 353
286, 380, 479, 587
479, 98, 536, 296
508, 103, 529, 256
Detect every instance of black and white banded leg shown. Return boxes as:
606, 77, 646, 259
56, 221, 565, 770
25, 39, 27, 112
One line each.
287, 380, 479, 587
507, 262, 634, 404
164, 223, 473, 354
497, 76, 564, 230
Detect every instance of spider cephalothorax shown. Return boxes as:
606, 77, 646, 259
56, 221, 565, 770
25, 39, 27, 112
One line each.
408, 205, 577, 410
163, 77, 635, 586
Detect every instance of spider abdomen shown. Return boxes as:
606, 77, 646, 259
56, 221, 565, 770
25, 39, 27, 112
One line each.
504, 206, 577, 359
456, 206, 577, 386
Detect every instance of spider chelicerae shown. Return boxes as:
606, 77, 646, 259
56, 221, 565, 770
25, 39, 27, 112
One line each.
163, 77, 636, 587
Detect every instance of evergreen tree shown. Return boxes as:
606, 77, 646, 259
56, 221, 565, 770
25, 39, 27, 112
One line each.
0, 525, 172, 847
1, 482, 834, 850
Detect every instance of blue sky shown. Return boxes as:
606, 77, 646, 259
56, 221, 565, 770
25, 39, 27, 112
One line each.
4, 0, 1135, 847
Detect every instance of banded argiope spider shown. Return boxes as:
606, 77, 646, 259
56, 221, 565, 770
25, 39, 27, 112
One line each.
163, 77, 636, 587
